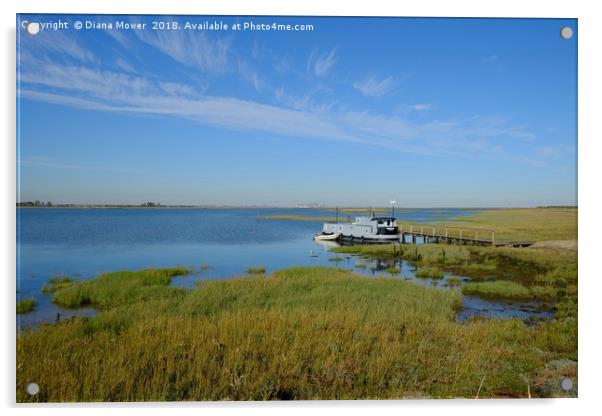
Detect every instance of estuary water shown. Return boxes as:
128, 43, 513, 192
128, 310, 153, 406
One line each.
16, 208, 552, 328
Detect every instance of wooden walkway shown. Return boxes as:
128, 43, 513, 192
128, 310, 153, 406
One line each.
397, 224, 533, 247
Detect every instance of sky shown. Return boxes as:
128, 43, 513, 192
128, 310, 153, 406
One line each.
16, 15, 577, 207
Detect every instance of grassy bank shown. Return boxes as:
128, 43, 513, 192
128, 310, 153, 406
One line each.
41, 277, 74, 293
17, 266, 576, 401
331, 241, 577, 321
440, 208, 577, 242
462, 281, 531, 299
17, 298, 36, 314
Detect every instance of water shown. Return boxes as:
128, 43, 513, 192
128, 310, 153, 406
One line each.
16, 208, 551, 328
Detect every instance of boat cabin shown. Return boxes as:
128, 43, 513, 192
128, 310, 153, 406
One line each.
321, 216, 400, 242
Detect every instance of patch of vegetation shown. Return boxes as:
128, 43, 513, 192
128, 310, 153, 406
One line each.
443, 208, 577, 242
447, 276, 461, 287
52, 267, 190, 309
17, 298, 36, 314
17, 266, 577, 401
246, 266, 266, 274
332, 243, 471, 266
462, 281, 531, 300
41, 276, 74, 293
328, 257, 344, 263
415, 267, 444, 279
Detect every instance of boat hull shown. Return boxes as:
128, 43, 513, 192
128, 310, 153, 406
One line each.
313, 233, 340, 241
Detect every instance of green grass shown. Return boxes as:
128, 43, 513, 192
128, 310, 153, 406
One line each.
330, 239, 577, 364
462, 281, 531, 299
51, 267, 190, 309
447, 276, 461, 287
246, 266, 266, 274
17, 266, 577, 401
17, 298, 36, 314
41, 276, 74, 293
332, 243, 471, 266
415, 267, 444, 279
328, 257, 344, 263
441, 208, 577, 242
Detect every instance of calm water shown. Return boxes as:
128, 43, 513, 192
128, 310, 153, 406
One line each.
16, 208, 552, 328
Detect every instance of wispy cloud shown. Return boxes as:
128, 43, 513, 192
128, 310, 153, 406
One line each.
353, 76, 396, 97
18, 30, 95, 63
114, 57, 136, 73
409, 103, 432, 111
237, 60, 265, 92
133, 26, 231, 73
482, 54, 499, 64
311, 48, 337, 77
18, 57, 544, 165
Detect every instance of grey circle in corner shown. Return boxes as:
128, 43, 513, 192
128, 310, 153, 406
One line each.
26, 22, 40, 35
26, 382, 40, 395
560, 27, 573, 40
561, 378, 573, 391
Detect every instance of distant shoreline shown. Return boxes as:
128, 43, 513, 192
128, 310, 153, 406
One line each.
15, 205, 578, 210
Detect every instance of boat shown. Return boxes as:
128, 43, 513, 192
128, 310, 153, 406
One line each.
319, 216, 400, 243
313, 232, 341, 241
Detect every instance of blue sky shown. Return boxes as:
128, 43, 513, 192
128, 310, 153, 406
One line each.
17, 15, 577, 207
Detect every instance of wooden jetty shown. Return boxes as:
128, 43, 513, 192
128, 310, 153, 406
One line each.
397, 224, 534, 247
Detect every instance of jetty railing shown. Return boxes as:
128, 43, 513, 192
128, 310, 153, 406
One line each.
397, 224, 497, 246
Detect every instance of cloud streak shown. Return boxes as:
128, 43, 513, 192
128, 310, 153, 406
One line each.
18, 55, 543, 165
311, 48, 337, 77
353, 76, 396, 97
133, 26, 231, 73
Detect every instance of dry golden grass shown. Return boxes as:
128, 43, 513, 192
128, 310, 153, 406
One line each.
445, 208, 577, 242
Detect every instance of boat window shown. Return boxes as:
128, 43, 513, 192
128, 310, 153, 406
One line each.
378, 220, 383, 225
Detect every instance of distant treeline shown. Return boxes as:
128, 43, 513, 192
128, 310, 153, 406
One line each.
17, 201, 164, 208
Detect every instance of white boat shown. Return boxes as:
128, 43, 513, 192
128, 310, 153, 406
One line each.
321, 216, 400, 243
313, 233, 341, 241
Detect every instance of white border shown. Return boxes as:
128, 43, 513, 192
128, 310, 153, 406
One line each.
2, 1, 600, 415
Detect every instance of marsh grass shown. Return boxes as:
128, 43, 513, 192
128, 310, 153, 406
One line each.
17, 298, 36, 314
52, 267, 190, 309
41, 276, 74, 293
462, 281, 531, 299
447, 208, 577, 242
246, 266, 266, 274
415, 267, 444, 279
17, 266, 577, 401
328, 257, 344, 263
447, 276, 461, 287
